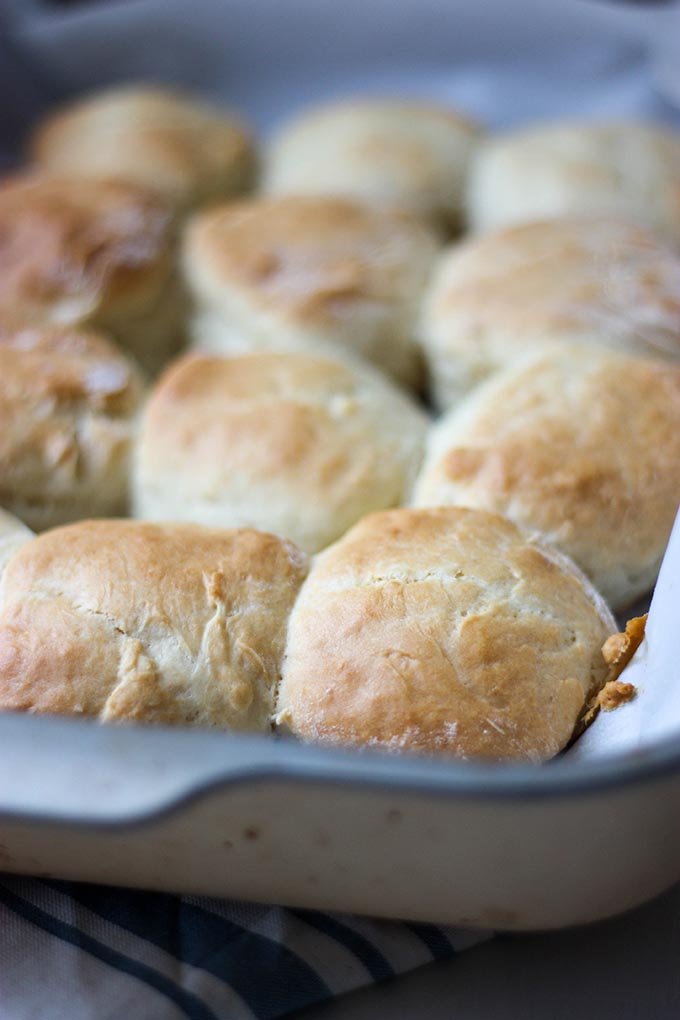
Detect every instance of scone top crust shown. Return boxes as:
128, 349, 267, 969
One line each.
264, 97, 482, 228
420, 216, 680, 408
467, 120, 680, 239
0, 174, 175, 326
0, 323, 143, 416
185, 195, 439, 323
0, 324, 144, 527
0, 520, 308, 729
30, 85, 256, 210
184, 195, 441, 385
135, 350, 427, 553
413, 346, 680, 609
277, 507, 615, 762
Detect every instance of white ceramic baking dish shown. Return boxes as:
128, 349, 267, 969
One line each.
1, 0, 679, 931
2, 713, 680, 931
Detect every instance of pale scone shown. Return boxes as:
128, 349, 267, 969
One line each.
0, 521, 308, 730
183, 195, 442, 388
467, 120, 680, 242
276, 507, 615, 762
0, 325, 144, 531
413, 346, 680, 609
420, 217, 680, 409
30, 85, 256, 212
264, 98, 482, 233
0, 173, 184, 375
134, 350, 428, 553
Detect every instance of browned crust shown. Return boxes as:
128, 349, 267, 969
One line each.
30, 86, 256, 210
595, 680, 637, 713
0, 324, 144, 528
0, 173, 175, 320
577, 614, 646, 733
184, 194, 440, 325
0, 520, 308, 729
602, 614, 648, 675
277, 507, 616, 762
414, 347, 680, 609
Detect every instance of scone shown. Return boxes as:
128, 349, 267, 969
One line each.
0, 324, 144, 531
420, 217, 680, 409
413, 346, 680, 609
467, 120, 680, 242
134, 350, 428, 553
0, 509, 32, 581
183, 195, 441, 388
276, 507, 615, 762
30, 85, 256, 212
0, 173, 184, 375
263, 98, 482, 233
0, 520, 308, 729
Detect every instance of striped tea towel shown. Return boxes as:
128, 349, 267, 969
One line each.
0, 875, 489, 1019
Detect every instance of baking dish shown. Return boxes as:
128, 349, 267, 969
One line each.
1, 0, 679, 930
2, 712, 680, 931
0, 511, 676, 932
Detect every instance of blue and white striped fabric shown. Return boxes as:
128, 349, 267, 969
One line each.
0, 875, 488, 1019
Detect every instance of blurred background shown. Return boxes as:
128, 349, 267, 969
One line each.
0, 0, 678, 167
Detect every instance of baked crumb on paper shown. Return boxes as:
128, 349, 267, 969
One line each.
601, 615, 647, 676
595, 679, 637, 713
576, 615, 646, 737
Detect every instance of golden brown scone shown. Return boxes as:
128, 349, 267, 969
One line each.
0, 520, 308, 729
0, 509, 32, 582
413, 346, 680, 609
0, 324, 144, 531
420, 217, 680, 409
263, 98, 482, 233
276, 507, 616, 762
30, 86, 256, 212
183, 195, 442, 387
134, 350, 427, 553
467, 120, 680, 242
0, 173, 184, 375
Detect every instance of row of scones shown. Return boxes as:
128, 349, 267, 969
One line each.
0, 84, 679, 761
